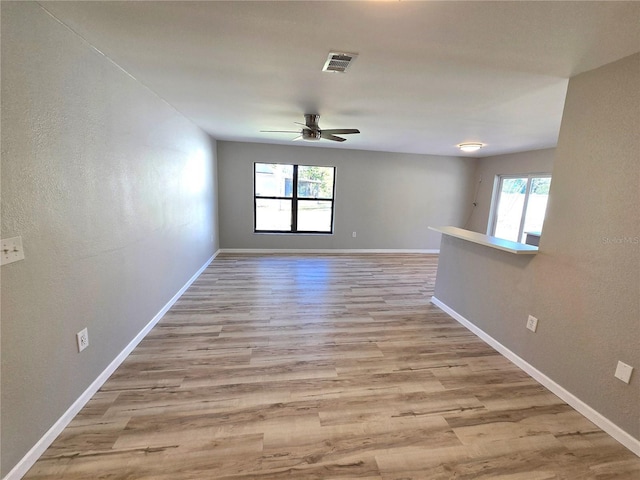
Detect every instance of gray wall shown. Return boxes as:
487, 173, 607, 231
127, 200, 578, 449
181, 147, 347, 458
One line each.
218, 141, 476, 250
466, 148, 555, 234
1, 3, 218, 476
434, 53, 639, 438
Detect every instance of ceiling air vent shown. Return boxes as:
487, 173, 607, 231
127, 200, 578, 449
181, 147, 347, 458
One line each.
322, 52, 358, 73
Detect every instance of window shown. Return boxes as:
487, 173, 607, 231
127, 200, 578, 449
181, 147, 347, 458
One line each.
254, 163, 336, 234
489, 174, 551, 243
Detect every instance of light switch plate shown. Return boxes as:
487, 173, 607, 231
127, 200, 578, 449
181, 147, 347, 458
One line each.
614, 361, 633, 384
1, 236, 25, 265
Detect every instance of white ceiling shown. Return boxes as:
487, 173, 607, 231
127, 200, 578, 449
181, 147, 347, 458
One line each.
40, 1, 640, 157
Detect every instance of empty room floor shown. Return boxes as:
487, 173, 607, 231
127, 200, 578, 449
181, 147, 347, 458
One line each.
24, 254, 640, 479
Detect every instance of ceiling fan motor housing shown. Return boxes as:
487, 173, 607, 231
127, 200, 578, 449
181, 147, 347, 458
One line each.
302, 129, 322, 141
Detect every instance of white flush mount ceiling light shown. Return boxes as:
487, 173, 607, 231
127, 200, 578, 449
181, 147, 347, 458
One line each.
457, 143, 484, 153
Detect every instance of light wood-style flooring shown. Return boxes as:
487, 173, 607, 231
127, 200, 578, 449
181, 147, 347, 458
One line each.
25, 254, 640, 479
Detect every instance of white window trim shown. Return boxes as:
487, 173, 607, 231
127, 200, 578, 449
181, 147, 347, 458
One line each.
487, 173, 552, 242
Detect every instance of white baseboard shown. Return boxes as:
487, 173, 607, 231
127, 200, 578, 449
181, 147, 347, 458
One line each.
219, 248, 439, 254
431, 296, 640, 458
3, 252, 217, 480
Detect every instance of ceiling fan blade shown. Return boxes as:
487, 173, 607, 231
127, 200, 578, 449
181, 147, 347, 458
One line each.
321, 133, 347, 142
321, 129, 360, 135
260, 130, 301, 133
294, 122, 314, 131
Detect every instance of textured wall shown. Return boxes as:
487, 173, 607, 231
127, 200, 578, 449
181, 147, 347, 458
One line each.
466, 148, 555, 234
434, 53, 640, 439
218, 141, 476, 250
1, 3, 218, 476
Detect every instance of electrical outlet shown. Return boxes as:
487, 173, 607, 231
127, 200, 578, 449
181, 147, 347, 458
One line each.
352, 232, 357, 238
76, 328, 89, 352
614, 361, 633, 384
526, 315, 538, 332
1, 236, 25, 265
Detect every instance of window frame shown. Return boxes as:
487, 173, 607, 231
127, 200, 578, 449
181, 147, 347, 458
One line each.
488, 173, 552, 243
253, 162, 336, 234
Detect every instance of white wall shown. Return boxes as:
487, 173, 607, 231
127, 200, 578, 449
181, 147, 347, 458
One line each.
434, 53, 640, 444
0, 3, 218, 476
218, 141, 476, 250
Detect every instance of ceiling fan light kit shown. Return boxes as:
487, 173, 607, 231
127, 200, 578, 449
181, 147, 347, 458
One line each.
458, 143, 484, 153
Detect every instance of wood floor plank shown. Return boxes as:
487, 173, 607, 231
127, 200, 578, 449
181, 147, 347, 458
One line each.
23, 253, 640, 479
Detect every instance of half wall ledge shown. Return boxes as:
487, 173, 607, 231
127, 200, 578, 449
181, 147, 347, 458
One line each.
428, 226, 538, 255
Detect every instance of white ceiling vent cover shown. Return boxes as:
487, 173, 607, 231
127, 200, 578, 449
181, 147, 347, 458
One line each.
322, 52, 358, 73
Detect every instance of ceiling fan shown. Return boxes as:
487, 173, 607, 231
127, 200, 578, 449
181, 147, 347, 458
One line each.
261, 114, 360, 142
